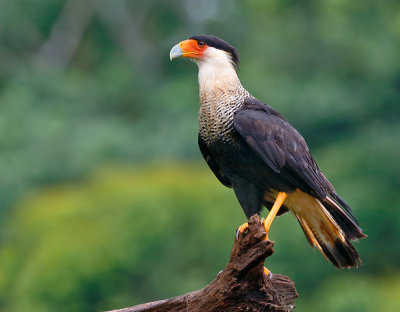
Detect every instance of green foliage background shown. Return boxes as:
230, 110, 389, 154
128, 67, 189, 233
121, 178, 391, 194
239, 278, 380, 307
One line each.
0, 0, 399, 311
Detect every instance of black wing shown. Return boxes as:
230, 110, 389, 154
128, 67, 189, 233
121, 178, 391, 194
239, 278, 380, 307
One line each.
233, 97, 333, 199
198, 135, 232, 188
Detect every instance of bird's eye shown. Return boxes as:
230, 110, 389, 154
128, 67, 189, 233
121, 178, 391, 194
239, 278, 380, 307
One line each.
198, 41, 205, 47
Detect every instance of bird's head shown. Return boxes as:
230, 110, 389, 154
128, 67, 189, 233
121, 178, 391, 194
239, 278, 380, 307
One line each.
170, 35, 239, 69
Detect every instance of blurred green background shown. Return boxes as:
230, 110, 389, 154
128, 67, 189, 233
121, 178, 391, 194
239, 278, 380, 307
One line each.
0, 0, 399, 311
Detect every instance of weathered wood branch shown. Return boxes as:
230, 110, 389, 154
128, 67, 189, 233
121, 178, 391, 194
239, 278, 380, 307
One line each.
108, 215, 298, 312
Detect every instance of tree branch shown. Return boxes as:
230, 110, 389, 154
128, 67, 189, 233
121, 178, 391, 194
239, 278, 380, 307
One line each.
108, 215, 298, 312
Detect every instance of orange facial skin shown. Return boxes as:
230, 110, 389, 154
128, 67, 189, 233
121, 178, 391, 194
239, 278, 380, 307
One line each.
179, 39, 207, 59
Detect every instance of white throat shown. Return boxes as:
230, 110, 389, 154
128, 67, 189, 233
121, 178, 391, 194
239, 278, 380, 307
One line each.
194, 47, 241, 95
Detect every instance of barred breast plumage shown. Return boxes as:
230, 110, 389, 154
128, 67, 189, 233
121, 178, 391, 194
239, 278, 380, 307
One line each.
198, 85, 251, 145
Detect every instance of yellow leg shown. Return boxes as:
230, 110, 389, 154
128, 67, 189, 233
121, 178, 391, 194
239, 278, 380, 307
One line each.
263, 192, 287, 277
263, 192, 287, 240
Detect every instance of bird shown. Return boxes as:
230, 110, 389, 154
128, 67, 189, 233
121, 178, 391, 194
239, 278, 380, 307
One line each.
169, 35, 366, 271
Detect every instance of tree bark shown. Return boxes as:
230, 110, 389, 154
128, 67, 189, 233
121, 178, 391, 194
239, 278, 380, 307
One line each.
108, 215, 298, 312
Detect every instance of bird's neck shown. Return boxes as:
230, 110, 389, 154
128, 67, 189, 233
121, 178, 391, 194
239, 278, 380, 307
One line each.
196, 60, 251, 144
197, 61, 243, 100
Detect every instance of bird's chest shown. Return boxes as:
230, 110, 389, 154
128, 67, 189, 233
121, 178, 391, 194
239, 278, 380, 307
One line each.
198, 92, 242, 145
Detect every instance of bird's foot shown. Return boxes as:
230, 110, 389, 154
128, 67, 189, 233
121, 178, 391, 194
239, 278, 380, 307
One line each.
236, 220, 272, 279
260, 218, 269, 240
264, 266, 272, 278
235, 222, 249, 240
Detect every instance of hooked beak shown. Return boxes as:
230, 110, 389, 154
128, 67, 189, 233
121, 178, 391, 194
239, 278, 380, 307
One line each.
170, 39, 205, 61
170, 44, 183, 61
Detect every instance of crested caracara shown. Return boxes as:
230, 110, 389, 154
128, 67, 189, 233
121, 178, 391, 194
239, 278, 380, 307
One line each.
170, 35, 366, 270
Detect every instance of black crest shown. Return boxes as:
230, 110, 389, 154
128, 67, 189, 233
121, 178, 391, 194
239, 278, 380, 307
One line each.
190, 35, 239, 67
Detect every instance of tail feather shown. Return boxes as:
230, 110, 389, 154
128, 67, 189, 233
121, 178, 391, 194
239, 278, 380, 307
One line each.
286, 190, 366, 269
330, 193, 359, 225
323, 196, 366, 240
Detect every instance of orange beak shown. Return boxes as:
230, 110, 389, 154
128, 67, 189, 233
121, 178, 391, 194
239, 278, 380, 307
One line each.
170, 39, 206, 60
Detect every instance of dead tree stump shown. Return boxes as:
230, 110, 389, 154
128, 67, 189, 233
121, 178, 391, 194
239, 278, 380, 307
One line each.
108, 215, 298, 312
